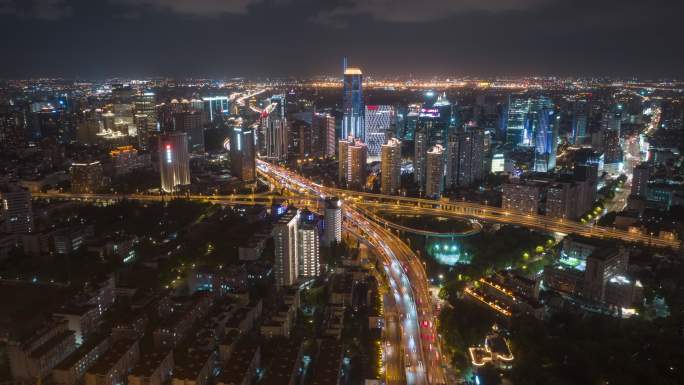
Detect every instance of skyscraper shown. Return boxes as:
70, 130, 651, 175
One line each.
0, 184, 34, 234
323, 197, 342, 247
413, 130, 428, 185
446, 126, 485, 188
505, 95, 553, 147
158, 132, 190, 193
264, 117, 289, 161
415, 95, 453, 185
381, 138, 402, 195
339, 137, 367, 190
273, 209, 299, 288
230, 127, 256, 182
401, 104, 421, 141
571, 100, 589, 144
312, 113, 336, 158
201, 96, 229, 123
417, 94, 453, 149
533, 108, 558, 172
298, 210, 320, 278
172, 111, 204, 153
134, 91, 157, 146
364, 105, 394, 159
342, 67, 364, 140
425, 145, 445, 199
290, 119, 312, 159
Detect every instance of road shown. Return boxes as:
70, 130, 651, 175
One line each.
257, 160, 445, 384
33, 179, 681, 249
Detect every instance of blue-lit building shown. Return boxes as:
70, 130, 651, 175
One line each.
202, 96, 230, 123
533, 108, 558, 172
505, 95, 553, 147
571, 100, 588, 144
342, 67, 364, 140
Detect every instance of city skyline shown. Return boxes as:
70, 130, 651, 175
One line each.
1, 0, 683, 79
1, 4, 683, 385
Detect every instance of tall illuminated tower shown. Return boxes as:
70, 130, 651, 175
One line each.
342, 67, 364, 141
505, 95, 553, 147
533, 108, 558, 172
158, 132, 190, 193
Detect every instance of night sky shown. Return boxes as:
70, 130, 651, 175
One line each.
1, 0, 683, 79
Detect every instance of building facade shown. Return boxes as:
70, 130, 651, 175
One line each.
229, 127, 256, 182
425, 145, 445, 199
158, 132, 190, 193
342, 68, 364, 140
273, 210, 300, 288
380, 138, 401, 195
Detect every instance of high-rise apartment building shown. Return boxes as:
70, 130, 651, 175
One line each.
0, 184, 34, 234
323, 197, 342, 247
298, 210, 320, 278
413, 130, 428, 185
446, 126, 485, 188
338, 137, 367, 190
312, 113, 336, 158
158, 132, 190, 193
70, 161, 103, 194
230, 127, 256, 182
342, 68, 364, 140
273, 210, 300, 288
425, 145, 445, 199
290, 119, 312, 160
364, 105, 394, 159
381, 138, 402, 195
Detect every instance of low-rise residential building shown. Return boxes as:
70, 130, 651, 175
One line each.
8, 319, 76, 382
216, 339, 260, 385
127, 350, 174, 385
84, 339, 140, 385
261, 341, 303, 385
53, 334, 110, 385
171, 348, 215, 385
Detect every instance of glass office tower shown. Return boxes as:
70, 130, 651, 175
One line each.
342, 67, 364, 140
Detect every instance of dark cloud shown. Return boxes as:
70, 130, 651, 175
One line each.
313, 0, 552, 24
0, 0, 682, 78
109, 0, 260, 16
0, 0, 72, 20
